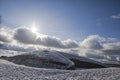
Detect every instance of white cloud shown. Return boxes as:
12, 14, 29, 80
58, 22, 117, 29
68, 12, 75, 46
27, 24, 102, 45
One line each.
0, 27, 13, 42
36, 36, 63, 48
0, 42, 42, 52
103, 42, 120, 50
14, 27, 37, 44
1, 26, 120, 56
79, 35, 120, 55
111, 13, 120, 19
13, 27, 79, 49
62, 39, 78, 48
80, 35, 103, 50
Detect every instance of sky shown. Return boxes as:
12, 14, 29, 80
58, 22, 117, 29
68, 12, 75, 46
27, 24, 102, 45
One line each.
1, 0, 120, 59
0, 0, 120, 40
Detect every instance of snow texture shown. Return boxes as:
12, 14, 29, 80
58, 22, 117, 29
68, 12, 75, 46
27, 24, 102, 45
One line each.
0, 49, 120, 80
0, 59, 120, 80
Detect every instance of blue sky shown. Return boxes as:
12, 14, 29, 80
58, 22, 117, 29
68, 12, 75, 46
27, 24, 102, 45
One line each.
0, 0, 120, 41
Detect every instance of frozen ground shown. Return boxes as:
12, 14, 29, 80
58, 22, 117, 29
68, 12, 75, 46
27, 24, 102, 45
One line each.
0, 59, 120, 80
0, 49, 120, 80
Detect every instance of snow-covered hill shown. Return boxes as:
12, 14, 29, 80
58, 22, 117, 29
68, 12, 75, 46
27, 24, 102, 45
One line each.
0, 59, 120, 80
0, 49, 120, 80
0, 50, 108, 69
0, 50, 74, 70
57, 51, 107, 68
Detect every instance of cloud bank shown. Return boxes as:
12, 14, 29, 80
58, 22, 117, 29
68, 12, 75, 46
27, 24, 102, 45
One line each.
14, 27, 37, 44
80, 35, 120, 55
14, 27, 79, 49
0, 28, 13, 42
1, 26, 120, 56
80, 35, 103, 50
0, 27, 78, 49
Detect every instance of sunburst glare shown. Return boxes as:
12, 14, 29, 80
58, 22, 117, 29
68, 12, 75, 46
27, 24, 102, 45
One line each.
31, 22, 37, 33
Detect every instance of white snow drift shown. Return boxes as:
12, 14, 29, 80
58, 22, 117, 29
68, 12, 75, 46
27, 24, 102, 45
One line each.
0, 59, 120, 80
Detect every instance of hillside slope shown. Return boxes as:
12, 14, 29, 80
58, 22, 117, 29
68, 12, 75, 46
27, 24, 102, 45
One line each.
0, 59, 120, 80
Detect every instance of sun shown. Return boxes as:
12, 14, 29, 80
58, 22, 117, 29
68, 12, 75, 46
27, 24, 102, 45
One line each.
30, 22, 37, 33
31, 27, 37, 33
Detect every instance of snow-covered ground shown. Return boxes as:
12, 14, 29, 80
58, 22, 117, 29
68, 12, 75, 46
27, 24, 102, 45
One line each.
0, 59, 120, 80
0, 49, 120, 80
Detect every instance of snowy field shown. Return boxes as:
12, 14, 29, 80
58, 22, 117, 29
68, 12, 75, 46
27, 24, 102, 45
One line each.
0, 59, 120, 80
0, 49, 120, 80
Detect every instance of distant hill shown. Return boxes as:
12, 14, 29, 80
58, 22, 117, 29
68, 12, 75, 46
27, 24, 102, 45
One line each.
0, 50, 107, 70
